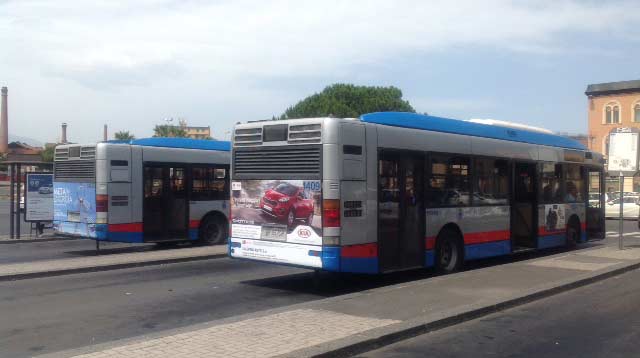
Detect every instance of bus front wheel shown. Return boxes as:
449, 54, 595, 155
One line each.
436, 228, 463, 274
199, 215, 228, 245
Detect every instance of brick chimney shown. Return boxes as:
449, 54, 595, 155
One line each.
61, 123, 67, 144
0, 87, 8, 153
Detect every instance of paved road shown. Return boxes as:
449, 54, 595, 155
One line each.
0, 220, 635, 357
359, 267, 640, 358
0, 239, 156, 264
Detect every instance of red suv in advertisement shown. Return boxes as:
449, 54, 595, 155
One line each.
260, 183, 314, 227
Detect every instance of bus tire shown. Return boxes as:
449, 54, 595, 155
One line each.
435, 228, 463, 274
566, 218, 580, 249
198, 215, 228, 245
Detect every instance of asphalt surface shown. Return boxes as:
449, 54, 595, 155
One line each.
0, 239, 156, 264
0, 220, 635, 357
358, 267, 640, 358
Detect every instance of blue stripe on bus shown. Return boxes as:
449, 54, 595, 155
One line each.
425, 250, 435, 268
189, 229, 199, 240
128, 137, 231, 151
580, 231, 587, 243
360, 112, 586, 150
465, 240, 512, 260
321, 246, 340, 272
320, 247, 379, 273
537, 234, 566, 249
106, 232, 144, 243
341, 257, 378, 274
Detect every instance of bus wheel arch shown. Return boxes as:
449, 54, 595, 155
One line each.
435, 223, 464, 274
198, 211, 228, 245
566, 215, 581, 248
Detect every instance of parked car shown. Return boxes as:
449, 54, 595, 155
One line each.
260, 183, 315, 227
605, 196, 640, 219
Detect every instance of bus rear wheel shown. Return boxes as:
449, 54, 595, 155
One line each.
198, 215, 228, 245
436, 228, 463, 274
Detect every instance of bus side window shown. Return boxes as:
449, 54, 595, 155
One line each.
541, 163, 562, 203
191, 167, 227, 201
426, 155, 470, 207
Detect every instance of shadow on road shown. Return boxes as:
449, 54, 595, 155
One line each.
241, 240, 608, 297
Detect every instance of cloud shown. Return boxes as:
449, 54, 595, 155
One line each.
2, 0, 639, 90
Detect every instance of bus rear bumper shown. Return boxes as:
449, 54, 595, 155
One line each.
228, 238, 380, 274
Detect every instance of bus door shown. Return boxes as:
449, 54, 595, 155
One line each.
143, 165, 188, 241
511, 162, 538, 249
586, 167, 605, 239
378, 151, 424, 271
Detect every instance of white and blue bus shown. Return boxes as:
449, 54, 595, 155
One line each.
229, 112, 605, 273
53, 138, 230, 245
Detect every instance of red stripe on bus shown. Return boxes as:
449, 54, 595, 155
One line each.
538, 226, 565, 236
425, 237, 436, 250
108, 223, 143, 233
189, 220, 200, 229
463, 230, 510, 245
341, 243, 378, 258
581, 222, 587, 231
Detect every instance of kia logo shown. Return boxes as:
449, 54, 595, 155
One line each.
297, 228, 311, 238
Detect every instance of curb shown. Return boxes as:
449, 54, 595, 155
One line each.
0, 252, 228, 282
298, 260, 640, 358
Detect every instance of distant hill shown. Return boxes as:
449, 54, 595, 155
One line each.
9, 134, 43, 147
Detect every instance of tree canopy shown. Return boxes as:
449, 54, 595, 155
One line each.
41, 145, 55, 162
114, 131, 135, 140
153, 125, 188, 138
281, 84, 415, 119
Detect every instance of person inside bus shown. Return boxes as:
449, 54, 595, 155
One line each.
565, 181, 579, 202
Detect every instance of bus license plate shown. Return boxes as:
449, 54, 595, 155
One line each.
261, 225, 286, 241
68, 211, 80, 222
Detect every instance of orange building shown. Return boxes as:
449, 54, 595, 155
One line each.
586, 80, 640, 192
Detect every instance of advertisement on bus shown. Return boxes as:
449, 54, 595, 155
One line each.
229, 180, 322, 267
53, 182, 98, 238
25, 173, 54, 222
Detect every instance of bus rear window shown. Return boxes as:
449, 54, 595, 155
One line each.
263, 124, 288, 142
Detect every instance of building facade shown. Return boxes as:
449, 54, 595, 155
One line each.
184, 125, 211, 139
586, 80, 640, 192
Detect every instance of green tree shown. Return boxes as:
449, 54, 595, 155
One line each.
41, 145, 55, 162
153, 125, 188, 138
281, 83, 416, 119
114, 131, 135, 140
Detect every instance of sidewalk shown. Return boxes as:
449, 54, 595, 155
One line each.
39, 238, 640, 358
0, 244, 227, 281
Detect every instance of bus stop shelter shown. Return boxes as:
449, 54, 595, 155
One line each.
5, 160, 53, 239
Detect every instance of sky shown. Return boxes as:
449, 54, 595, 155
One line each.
1, 0, 640, 145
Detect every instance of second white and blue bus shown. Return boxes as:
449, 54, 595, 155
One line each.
53, 138, 230, 245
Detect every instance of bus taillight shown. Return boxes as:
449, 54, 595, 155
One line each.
96, 194, 109, 213
322, 199, 340, 228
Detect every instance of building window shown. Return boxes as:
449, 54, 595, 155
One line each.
634, 102, 640, 122
605, 103, 621, 124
